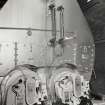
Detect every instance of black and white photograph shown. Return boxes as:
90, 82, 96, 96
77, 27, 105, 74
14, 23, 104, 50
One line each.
0, 0, 104, 105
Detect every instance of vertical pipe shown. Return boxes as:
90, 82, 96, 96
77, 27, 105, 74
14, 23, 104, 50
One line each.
61, 7, 64, 55
49, 4, 56, 40
49, 4, 57, 63
57, 6, 64, 56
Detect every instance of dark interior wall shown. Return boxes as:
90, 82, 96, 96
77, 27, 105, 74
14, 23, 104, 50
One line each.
0, 0, 8, 9
92, 43, 105, 94
77, 0, 105, 95
87, 0, 105, 95
86, 0, 105, 41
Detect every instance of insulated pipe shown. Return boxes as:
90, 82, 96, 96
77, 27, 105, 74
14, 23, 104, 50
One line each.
49, 4, 56, 40
57, 6, 64, 39
49, 3, 57, 63
57, 6, 65, 56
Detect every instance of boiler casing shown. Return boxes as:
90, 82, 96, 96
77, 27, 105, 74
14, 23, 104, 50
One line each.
0, 0, 94, 81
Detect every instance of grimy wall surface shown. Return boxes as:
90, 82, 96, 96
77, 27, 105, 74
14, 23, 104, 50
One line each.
85, 0, 105, 94
0, 0, 94, 81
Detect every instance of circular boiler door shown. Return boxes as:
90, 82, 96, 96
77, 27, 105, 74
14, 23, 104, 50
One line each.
1, 66, 41, 105
48, 63, 79, 105
54, 74, 73, 103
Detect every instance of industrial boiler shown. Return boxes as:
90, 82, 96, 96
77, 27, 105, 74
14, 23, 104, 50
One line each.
0, 0, 95, 105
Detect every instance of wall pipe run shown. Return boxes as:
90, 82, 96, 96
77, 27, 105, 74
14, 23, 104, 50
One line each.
0, 26, 76, 36
0, 26, 52, 32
